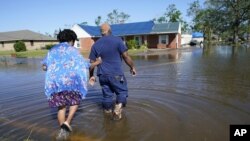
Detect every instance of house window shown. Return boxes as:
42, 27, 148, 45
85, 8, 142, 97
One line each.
159, 35, 169, 44
1, 42, 4, 47
73, 41, 80, 48
30, 40, 34, 46
134, 36, 142, 46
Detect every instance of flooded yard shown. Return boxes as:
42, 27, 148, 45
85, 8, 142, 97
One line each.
0, 46, 249, 141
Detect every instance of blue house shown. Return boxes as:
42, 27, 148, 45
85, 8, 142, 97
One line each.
71, 21, 181, 51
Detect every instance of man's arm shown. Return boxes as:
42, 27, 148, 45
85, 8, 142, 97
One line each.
89, 59, 95, 78
121, 51, 136, 75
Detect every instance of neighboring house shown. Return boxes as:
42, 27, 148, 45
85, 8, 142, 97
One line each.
181, 34, 192, 46
71, 21, 181, 51
0, 30, 58, 51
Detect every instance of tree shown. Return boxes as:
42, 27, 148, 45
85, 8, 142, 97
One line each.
165, 4, 182, 22
182, 21, 189, 33
187, 0, 219, 42
106, 9, 130, 24
95, 16, 102, 26
80, 22, 88, 25
218, 0, 250, 44
187, 0, 201, 22
119, 12, 130, 23
53, 29, 59, 38
188, 0, 250, 44
45, 32, 52, 37
156, 4, 182, 23
155, 4, 189, 32
155, 16, 166, 24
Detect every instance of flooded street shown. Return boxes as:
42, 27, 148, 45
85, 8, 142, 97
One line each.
0, 46, 250, 141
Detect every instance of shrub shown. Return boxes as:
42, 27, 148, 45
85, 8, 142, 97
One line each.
139, 43, 148, 49
45, 44, 55, 50
126, 40, 137, 50
13, 41, 27, 52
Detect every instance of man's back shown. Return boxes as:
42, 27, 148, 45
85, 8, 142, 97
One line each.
89, 35, 127, 76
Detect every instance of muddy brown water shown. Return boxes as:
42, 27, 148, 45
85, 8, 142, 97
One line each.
0, 46, 249, 141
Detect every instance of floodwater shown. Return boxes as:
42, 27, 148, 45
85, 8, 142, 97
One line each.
0, 45, 249, 141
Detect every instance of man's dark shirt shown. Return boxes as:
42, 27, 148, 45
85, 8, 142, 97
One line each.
89, 35, 128, 76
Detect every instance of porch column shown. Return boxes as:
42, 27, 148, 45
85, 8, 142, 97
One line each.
144, 35, 147, 46
176, 34, 178, 48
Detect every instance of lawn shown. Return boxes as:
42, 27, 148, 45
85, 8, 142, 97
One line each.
0, 48, 146, 58
0, 50, 48, 58
0, 50, 16, 56
128, 48, 147, 56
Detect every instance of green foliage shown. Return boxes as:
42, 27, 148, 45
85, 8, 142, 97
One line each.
106, 9, 130, 24
13, 41, 27, 52
126, 40, 137, 50
16, 50, 48, 57
95, 16, 102, 26
181, 21, 189, 33
139, 43, 148, 50
187, 0, 201, 18
156, 16, 166, 23
166, 4, 182, 22
45, 44, 55, 50
155, 4, 182, 23
94, 9, 130, 25
154, 4, 189, 33
187, 0, 250, 44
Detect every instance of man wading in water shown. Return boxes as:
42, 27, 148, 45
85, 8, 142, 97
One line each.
89, 23, 136, 120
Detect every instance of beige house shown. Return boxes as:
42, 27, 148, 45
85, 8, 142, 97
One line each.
0, 30, 58, 51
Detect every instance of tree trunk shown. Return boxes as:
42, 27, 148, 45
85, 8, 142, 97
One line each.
233, 26, 238, 45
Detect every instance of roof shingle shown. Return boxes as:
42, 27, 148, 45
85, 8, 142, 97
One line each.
151, 22, 180, 34
78, 21, 155, 37
0, 30, 56, 42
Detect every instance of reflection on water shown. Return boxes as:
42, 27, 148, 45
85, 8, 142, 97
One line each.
0, 46, 250, 141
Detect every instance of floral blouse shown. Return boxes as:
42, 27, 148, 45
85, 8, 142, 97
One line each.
42, 42, 90, 99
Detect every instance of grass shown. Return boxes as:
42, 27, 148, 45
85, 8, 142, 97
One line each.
0, 48, 146, 58
0, 50, 48, 58
0, 50, 16, 56
128, 48, 147, 56
16, 50, 48, 58
81, 48, 147, 57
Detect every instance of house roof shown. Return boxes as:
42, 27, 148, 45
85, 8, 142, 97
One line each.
0, 30, 57, 42
111, 21, 154, 36
76, 21, 181, 38
151, 22, 180, 34
78, 25, 101, 37
78, 21, 156, 37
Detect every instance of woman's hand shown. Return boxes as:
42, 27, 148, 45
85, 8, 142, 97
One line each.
42, 64, 47, 71
89, 76, 96, 86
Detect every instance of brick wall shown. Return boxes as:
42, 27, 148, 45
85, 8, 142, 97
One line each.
78, 33, 182, 51
147, 33, 181, 49
79, 37, 95, 51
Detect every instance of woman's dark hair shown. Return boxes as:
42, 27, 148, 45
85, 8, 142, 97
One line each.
57, 29, 78, 43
